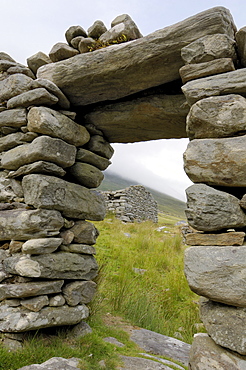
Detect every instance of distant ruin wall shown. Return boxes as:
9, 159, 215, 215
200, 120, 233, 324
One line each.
101, 185, 158, 223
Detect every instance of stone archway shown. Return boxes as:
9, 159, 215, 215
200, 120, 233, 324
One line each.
0, 6, 246, 368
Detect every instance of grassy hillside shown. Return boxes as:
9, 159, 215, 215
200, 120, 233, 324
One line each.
99, 171, 186, 219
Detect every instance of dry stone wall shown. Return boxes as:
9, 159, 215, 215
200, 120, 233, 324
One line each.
0, 51, 115, 335
180, 22, 246, 368
101, 185, 158, 223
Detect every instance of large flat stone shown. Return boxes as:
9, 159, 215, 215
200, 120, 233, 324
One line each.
0, 280, 64, 301
186, 94, 246, 140
0, 208, 64, 240
84, 94, 189, 143
0, 303, 89, 332
4, 252, 98, 280
200, 298, 246, 355
1, 135, 76, 170
0, 132, 37, 152
185, 184, 246, 231
0, 108, 27, 127
185, 231, 245, 246
185, 245, 246, 306
76, 148, 111, 171
0, 74, 33, 103
27, 107, 90, 146
130, 328, 190, 366
37, 7, 235, 107
184, 135, 246, 187
189, 333, 246, 370
68, 162, 104, 188
22, 174, 106, 221
182, 68, 246, 105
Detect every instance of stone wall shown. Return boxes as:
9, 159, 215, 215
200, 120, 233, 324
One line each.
180, 25, 246, 367
1, 7, 246, 367
101, 185, 158, 223
0, 52, 114, 335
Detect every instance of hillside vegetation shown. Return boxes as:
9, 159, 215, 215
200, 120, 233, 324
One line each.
98, 171, 186, 218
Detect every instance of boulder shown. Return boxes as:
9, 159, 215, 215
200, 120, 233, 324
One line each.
18, 357, 81, 370
68, 162, 104, 188
0, 208, 64, 240
1, 135, 76, 170
184, 245, 246, 306
49, 294, 65, 307
182, 68, 246, 105
70, 220, 99, 244
0, 280, 64, 301
62, 280, 97, 305
76, 148, 111, 170
185, 184, 246, 231
84, 94, 189, 143
86, 135, 114, 159
78, 37, 96, 53
0, 52, 16, 62
184, 135, 246, 186
0, 74, 33, 103
21, 295, 49, 312
7, 88, 58, 109
4, 252, 98, 280
179, 57, 235, 84
60, 244, 96, 255
33, 78, 70, 109
37, 7, 236, 106
189, 333, 246, 370
22, 174, 106, 221
236, 27, 246, 67
0, 303, 89, 332
8, 161, 66, 179
186, 94, 246, 140
0, 171, 23, 202
49, 42, 79, 62
27, 107, 90, 146
65, 25, 87, 45
185, 231, 245, 246
87, 20, 107, 39
0, 132, 37, 152
22, 238, 63, 255
27, 51, 52, 75
7, 65, 35, 79
200, 298, 246, 355
130, 328, 190, 366
99, 21, 140, 44
181, 34, 236, 64
0, 108, 27, 127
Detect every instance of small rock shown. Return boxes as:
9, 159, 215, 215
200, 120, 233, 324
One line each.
21, 295, 49, 312
49, 294, 65, 307
65, 25, 87, 45
49, 43, 79, 62
67, 321, 92, 338
88, 20, 107, 39
27, 51, 52, 75
7, 88, 58, 109
103, 336, 125, 347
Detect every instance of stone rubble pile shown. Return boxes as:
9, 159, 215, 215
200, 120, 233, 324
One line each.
101, 185, 158, 223
181, 21, 246, 368
0, 49, 115, 341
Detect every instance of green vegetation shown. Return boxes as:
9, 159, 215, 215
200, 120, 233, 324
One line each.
88, 34, 129, 52
0, 213, 202, 370
98, 171, 186, 218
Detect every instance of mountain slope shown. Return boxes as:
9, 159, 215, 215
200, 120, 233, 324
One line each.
98, 171, 186, 218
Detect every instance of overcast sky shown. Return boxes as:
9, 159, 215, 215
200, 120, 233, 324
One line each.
1, 0, 245, 201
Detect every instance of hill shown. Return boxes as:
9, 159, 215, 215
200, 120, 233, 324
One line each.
98, 171, 186, 219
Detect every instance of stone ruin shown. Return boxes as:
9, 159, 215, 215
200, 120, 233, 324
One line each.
1, 6, 246, 368
101, 185, 158, 223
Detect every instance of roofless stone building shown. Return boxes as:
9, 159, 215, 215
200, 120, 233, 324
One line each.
0, 6, 246, 368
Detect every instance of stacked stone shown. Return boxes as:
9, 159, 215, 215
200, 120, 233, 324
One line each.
0, 51, 115, 339
27, 14, 142, 73
101, 185, 158, 223
180, 26, 246, 367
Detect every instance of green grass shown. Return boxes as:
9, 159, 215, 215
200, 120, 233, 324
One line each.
0, 213, 202, 370
92, 215, 201, 344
